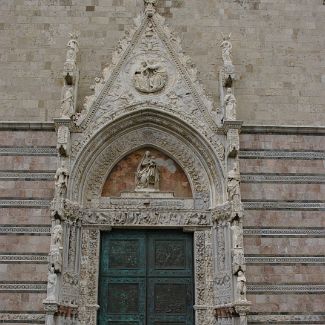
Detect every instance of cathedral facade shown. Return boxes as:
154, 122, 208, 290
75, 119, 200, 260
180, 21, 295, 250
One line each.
0, 1, 324, 325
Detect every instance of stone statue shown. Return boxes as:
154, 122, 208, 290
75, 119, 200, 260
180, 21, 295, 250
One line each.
60, 87, 74, 118
236, 270, 247, 301
224, 88, 237, 120
133, 60, 167, 93
49, 224, 63, 273
220, 33, 233, 66
135, 151, 159, 191
55, 166, 69, 197
227, 164, 240, 202
66, 38, 78, 63
52, 224, 63, 248
232, 248, 245, 275
45, 266, 57, 302
231, 218, 243, 248
63, 33, 79, 85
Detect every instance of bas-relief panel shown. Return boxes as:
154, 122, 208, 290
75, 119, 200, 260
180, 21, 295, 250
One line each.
102, 147, 192, 198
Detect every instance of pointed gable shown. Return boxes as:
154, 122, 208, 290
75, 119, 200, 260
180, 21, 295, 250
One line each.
75, 8, 222, 136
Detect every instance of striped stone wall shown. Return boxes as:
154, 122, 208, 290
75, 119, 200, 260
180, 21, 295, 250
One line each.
240, 126, 325, 325
0, 124, 56, 325
0, 124, 324, 324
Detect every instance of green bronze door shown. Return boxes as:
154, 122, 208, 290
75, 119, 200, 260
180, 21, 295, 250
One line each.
98, 230, 194, 325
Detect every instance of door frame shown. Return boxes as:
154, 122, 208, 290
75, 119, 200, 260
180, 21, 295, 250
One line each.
78, 223, 218, 325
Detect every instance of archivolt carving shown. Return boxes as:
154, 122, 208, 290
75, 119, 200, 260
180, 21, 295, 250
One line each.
69, 112, 225, 207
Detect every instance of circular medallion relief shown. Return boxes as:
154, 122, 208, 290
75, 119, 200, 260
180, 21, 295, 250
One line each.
133, 60, 168, 93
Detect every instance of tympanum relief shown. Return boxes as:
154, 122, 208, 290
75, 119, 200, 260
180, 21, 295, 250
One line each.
133, 60, 168, 93
135, 150, 160, 191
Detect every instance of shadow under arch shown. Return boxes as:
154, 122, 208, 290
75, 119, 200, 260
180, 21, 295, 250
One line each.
68, 107, 225, 209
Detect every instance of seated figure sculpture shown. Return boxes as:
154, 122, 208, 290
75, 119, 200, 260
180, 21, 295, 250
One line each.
135, 151, 160, 191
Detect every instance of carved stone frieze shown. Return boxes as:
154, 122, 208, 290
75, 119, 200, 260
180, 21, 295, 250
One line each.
84, 209, 212, 227
60, 271, 79, 306
98, 197, 194, 209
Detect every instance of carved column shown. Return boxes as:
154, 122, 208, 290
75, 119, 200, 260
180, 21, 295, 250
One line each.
194, 230, 216, 325
79, 229, 100, 325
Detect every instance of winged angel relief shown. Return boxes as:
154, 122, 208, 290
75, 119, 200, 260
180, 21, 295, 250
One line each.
133, 60, 168, 93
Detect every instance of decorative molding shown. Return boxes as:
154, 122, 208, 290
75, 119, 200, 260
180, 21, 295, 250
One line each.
83, 209, 212, 227
0, 312, 45, 323
243, 228, 325, 237
0, 147, 56, 156
70, 122, 222, 207
247, 313, 325, 323
0, 225, 51, 235
245, 256, 325, 264
242, 124, 325, 135
0, 199, 51, 208
0, 282, 47, 292
0, 122, 55, 131
0, 171, 55, 180
243, 201, 325, 211
241, 173, 325, 184
0, 254, 48, 264
247, 284, 325, 294
239, 149, 325, 160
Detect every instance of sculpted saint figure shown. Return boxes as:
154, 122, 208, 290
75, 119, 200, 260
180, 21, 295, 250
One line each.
61, 87, 74, 118
135, 151, 159, 191
50, 224, 63, 272
227, 164, 240, 202
236, 270, 247, 301
55, 167, 69, 197
224, 88, 237, 120
52, 224, 63, 248
66, 38, 78, 63
45, 266, 57, 302
220, 33, 233, 66
231, 218, 243, 248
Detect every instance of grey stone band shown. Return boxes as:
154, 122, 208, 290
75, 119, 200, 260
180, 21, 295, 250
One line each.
0, 282, 47, 292
0, 225, 51, 235
245, 256, 325, 264
0, 171, 55, 180
0, 254, 48, 263
241, 173, 325, 184
243, 201, 325, 211
247, 284, 325, 294
0, 200, 51, 207
239, 150, 325, 160
0, 147, 56, 156
244, 227, 325, 237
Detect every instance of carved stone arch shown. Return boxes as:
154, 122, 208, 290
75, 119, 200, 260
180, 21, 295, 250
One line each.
68, 108, 226, 208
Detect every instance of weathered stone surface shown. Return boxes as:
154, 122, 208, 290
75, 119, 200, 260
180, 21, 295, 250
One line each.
0, 1, 324, 125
